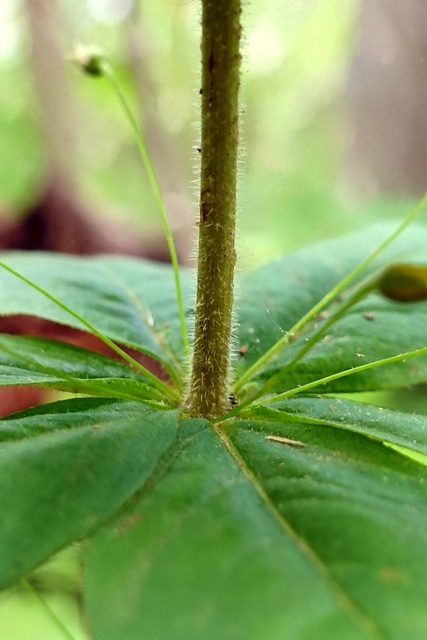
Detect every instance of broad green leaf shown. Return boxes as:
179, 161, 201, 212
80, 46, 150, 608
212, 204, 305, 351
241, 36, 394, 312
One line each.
0, 334, 162, 401
227, 418, 427, 639
0, 252, 193, 367
254, 294, 427, 394
237, 225, 427, 393
85, 420, 367, 640
0, 403, 178, 588
0, 397, 143, 442
249, 396, 427, 457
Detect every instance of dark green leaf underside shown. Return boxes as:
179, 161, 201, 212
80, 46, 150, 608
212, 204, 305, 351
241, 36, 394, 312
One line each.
0, 397, 143, 441
253, 296, 427, 394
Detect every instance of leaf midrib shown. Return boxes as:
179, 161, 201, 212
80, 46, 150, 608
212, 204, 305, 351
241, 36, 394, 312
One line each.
215, 422, 387, 640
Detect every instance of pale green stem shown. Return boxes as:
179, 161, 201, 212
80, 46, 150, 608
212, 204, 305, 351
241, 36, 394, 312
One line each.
255, 278, 377, 396
188, 0, 242, 418
0, 335, 168, 408
100, 60, 190, 361
218, 343, 427, 422
233, 192, 427, 393
0, 260, 180, 404
216, 278, 376, 420
21, 579, 77, 640
267, 344, 427, 403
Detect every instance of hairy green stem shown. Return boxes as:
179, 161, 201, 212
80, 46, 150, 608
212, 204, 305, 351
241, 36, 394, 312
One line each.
188, 0, 242, 418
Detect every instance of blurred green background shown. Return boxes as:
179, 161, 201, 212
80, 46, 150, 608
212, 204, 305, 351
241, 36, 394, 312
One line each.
0, 0, 418, 267
1, 0, 425, 637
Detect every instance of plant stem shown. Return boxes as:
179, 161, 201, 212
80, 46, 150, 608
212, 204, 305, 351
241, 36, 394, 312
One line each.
267, 343, 427, 403
0, 260, 180, 404
188, 0, 242, 418
233, 191, 427, 393
100, 62, 191, 361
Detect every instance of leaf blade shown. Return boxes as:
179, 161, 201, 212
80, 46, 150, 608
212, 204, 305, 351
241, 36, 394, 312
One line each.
237, 225, 427, 394
85, 420, 378, 640
0, 403, 178, 588
0, 334, 166, 402
228, 418, 427, 639
0, 253, 193, 367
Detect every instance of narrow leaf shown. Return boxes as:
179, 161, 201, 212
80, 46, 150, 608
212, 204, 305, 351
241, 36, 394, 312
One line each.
0, 253, 193, 367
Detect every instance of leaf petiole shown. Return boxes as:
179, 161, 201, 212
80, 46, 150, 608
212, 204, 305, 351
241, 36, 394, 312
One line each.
232, 192, 427, 393
99, 59, 191, 362
267, 345, 427, 403
0, 260, 180, 404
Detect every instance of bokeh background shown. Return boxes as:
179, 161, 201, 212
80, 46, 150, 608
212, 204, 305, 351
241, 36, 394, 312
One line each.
1, 0, 426, 637
1, 0, 425, 268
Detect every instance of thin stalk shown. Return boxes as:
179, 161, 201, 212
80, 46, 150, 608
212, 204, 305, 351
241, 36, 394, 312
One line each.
233, 192, 427, 393
100, 60, 190, 361
21, 579, 77, 640
218, 343, 427, 422
188, 0, 242, 418
0, 336, 169, 408
0, 260, 180, 404
267, 344, 427, 403
243, 278, 376, 404
216, 277, 376, 420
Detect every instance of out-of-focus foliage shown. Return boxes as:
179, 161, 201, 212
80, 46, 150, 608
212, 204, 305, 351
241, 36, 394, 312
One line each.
0, 0, 415, 265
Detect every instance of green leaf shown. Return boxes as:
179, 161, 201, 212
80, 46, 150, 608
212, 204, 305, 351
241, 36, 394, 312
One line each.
4, 402, 427, 638
0, 252, 193, 367
225, 418, 427, 639
256, 295, 427, 394
249, 396, 427, 458
0, 334, 162, 401
0, 397, 142, 442
237, 225, 427, 394
85, 420, 367, 640
0, 402, 178, 588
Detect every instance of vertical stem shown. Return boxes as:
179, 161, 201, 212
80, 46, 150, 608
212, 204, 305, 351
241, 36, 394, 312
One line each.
188, 0, 242, 418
